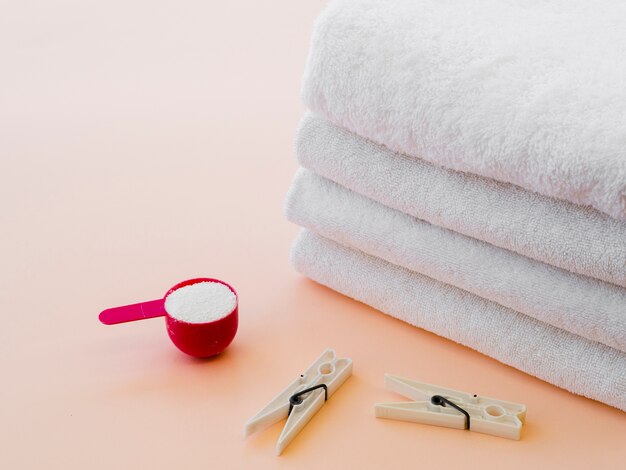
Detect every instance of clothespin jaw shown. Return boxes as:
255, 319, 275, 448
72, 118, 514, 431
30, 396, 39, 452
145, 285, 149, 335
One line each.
244, 348, 353, 455
375, 375, 526, 440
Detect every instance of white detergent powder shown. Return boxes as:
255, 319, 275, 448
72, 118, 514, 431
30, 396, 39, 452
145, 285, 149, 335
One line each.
164, 282, 236, 324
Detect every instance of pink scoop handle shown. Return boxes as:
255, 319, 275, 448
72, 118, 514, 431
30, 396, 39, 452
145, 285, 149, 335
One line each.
99, 299, 166, 325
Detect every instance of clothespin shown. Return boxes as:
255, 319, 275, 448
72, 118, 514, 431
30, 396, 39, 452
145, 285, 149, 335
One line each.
244, 348, 353, 455
375, 375, 526, 440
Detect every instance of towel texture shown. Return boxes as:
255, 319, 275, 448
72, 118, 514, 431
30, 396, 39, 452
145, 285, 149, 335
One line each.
285, 169, 626, 352
292, 230, 626, 411
302, 0, 626, 220
296, 113, 626, 288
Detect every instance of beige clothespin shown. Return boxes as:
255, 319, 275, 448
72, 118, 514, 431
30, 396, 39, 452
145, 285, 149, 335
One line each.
244, 348, 353, 455
375, 375, 526, 440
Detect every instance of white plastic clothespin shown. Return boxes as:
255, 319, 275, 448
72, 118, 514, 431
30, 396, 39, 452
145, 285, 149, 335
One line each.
375, 375, 526, 440
244, 348, 353, 455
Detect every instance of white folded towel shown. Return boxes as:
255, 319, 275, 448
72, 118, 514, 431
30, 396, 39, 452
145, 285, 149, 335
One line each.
286, 169, 626, 352
296, 113, 626, 288
291, 230, 626, 411
303, 0, 626, 220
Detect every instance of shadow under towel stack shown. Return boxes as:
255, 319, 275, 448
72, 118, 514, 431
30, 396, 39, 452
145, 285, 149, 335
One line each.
285, 0, 626, 411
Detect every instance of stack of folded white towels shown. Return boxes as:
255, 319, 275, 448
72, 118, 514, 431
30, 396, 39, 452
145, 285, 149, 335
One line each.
285, 0, 626, 411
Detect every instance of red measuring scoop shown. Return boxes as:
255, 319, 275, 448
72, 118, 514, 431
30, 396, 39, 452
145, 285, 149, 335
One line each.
99, 278, 238, 358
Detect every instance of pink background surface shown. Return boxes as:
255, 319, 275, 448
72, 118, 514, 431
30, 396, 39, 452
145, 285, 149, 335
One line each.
1, 1, 625, 468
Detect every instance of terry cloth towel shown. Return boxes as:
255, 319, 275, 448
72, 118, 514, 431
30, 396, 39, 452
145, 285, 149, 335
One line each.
285, 169, 626, 352
296, 113, 626, 289
291, 230, 626, 411
302, 0, 626, 220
